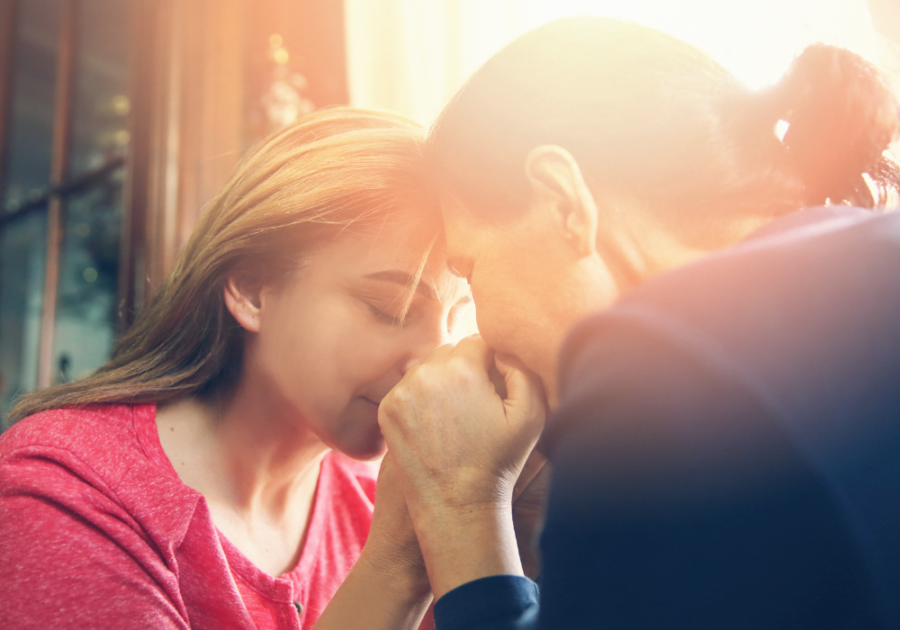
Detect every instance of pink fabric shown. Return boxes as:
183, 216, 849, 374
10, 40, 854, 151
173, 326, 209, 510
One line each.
0, 404, 377, 630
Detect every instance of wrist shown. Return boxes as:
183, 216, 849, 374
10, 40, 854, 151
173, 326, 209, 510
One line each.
409, 467, 517, 518
315, 549, 433, 630
412, 502, 523, 600
356, 545, 433, 600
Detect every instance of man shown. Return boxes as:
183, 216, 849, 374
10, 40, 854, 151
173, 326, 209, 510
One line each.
378, 14, 900, 630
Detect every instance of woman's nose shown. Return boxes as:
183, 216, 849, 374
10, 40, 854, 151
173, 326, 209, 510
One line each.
400, 324, 452, 375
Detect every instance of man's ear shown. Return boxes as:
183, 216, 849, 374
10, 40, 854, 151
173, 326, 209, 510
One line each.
524, 145, 599, 259
223, 269, 266, 333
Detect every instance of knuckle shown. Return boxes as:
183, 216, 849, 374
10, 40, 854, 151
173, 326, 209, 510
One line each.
446, 354, 475, 376
376, 402, 397, 428
459, 334, 485, 348
454, 364, 483, 389
387, 384, 414, 409
413, 363, 443, 390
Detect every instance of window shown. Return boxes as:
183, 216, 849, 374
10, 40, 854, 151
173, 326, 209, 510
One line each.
0, 0, 349, 425
0, 0, 131, 420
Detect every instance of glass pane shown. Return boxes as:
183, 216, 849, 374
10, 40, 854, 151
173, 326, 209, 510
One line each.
3, 0, 61, 213
69, 0, 132, 176
51, 171, 123, 385
0, 211, 48, 424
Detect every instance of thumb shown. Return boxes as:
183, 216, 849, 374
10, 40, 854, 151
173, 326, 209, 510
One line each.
494, 353, 547, 423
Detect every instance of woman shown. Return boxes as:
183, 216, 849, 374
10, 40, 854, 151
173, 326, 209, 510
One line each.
377, 17, 900, 629
0, 108, 473, 629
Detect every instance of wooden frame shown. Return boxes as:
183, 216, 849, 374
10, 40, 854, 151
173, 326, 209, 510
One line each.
0, 0, 17, 204
2, 0, 351, 345
121, 0, 246, 321
37, 0, 78, 388
0, 0, 350, 413
122, 0, 347, 310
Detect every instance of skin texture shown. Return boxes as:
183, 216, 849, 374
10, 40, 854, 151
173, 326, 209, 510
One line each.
156, 207, 471, 629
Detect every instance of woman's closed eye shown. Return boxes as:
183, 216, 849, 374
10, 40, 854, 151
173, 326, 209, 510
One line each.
367, 302, 404, 327
357, 288, 415, 327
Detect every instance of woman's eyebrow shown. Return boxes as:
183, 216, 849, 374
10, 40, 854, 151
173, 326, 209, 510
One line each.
363, 270, 438, 300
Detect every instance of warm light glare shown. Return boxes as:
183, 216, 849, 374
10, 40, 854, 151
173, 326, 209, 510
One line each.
775, 119, 791, 142
273, 48, 290, 65
345, 0, 886, 124
269, 33, 284, 49
111, 94, 130, 116
516, 0, 880, 89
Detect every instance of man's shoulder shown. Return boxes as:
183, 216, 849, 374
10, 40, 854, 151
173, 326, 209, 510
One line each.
634, 208, 899, 322
562, 209, 900, 386
546, 209, 900, 627
553, 205, 900, 496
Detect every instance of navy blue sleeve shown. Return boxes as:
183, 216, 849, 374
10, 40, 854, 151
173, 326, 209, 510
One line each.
434, 575, 539, 630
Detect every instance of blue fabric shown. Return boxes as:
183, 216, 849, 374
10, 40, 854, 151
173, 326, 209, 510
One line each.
435, 208, 900, 629
434, 575, 539, 630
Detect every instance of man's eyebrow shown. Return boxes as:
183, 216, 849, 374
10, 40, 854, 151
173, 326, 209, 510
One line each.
363, 270, 438, 300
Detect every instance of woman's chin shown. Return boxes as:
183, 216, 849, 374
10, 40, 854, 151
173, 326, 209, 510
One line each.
331, 401, 388, 461
337, 434, 387, 461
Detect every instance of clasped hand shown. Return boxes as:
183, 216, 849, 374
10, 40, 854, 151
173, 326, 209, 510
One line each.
377, 336, 548, 597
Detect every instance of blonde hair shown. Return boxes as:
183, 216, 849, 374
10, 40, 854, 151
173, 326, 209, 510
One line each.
9, 107, 433, 424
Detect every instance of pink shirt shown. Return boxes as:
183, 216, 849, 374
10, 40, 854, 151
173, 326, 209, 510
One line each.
0, 404, 377, 630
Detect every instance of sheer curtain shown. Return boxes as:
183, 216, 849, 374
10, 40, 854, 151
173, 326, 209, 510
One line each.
344, 0, 887, 126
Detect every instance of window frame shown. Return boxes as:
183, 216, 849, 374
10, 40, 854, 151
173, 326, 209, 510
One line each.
0, 0, 132, 389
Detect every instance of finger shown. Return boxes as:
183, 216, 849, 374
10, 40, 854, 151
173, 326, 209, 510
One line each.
426, 342, 456, 363
377, 451, 395, 477
512, 450, 548, 503
449, 335, 494, 371
399, 342, 455, 380
375, 453, 401, 494
487, 361, 508, 399
495, 353, 547, 417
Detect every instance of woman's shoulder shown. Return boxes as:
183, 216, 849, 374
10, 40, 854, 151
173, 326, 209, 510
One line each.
2, 404, 147, 465
0, 401, 200, 544
0, 404, 206, 628
0, 403, 182, 500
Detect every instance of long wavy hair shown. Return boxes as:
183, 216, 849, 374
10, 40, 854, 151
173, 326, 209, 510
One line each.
8, 107, 433, 424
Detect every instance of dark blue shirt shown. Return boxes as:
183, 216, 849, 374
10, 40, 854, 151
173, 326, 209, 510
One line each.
435, 208, 900, 630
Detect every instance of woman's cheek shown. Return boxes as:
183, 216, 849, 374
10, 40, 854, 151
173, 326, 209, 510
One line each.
348, 330, 397, 380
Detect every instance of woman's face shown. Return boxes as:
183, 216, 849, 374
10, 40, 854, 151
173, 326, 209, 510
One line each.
249, 210, 472, 460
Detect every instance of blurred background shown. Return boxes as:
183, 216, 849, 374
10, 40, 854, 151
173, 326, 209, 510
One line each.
0, 0, 897, 423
